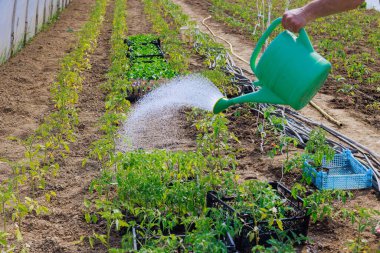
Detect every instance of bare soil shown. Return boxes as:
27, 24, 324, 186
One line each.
3, 1, 114, 252
0, 0, 97, 161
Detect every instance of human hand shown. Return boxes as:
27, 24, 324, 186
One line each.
282, 8, 309, 33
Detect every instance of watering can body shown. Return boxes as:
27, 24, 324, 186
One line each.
213, 18, 331, 114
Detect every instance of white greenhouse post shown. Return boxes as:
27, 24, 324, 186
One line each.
23, 0, 30, 47
38, 0, 46, 31
49, 0, 53, 20
43, 0, 47, 23
27, 0, 38, 41
10, 0, 18, 56
35, 0, 39, 34
0, 0, 14, 63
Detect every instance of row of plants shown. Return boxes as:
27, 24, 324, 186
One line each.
83, 0, 249, 251
0, 0, 109, 251
82, 0, 132, 248
142, 0, 191, 73
155, 0, 241, 97
208, 0, 380, 118
141, 0, 380, 251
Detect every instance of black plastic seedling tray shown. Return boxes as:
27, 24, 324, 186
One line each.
132, 223, 238, 252
206, 182, 310, 252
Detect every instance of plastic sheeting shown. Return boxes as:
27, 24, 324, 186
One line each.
52, 0, 58, 16
12, 0, 28, 53
37, 0, 46, 32
0, 0, 71, 64
26, 0, 39, 41
44, 0, 52, 22
0, 0, 14, 62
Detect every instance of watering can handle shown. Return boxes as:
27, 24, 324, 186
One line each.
250, 17, 314, 73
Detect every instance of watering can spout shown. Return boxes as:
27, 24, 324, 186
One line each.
213, 98, 233, 114
213, 86, 285, 114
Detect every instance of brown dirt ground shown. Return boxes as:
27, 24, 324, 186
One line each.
2, 1, 114, 252
22, 1, 113, 251
0, 0, 97, 161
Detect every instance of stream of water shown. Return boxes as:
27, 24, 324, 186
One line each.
119, 74, 224, 150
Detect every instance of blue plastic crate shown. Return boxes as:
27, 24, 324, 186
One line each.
303, 150, 373, 190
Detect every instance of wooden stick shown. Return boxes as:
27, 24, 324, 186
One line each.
309, 100, 343, 127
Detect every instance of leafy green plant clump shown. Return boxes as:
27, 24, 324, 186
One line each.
126, 34, 177, 80
88, 149, 237, 251
129, 43, 162, 57
127, 34, 162, 57
127, 57, 176, 80
128, 34, 159, 44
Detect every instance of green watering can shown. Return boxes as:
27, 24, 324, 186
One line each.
213, 17, 331, 114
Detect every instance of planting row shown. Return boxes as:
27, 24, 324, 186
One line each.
0, 0, 109, 251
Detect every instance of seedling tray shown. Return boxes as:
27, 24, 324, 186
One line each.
132, 223, 237, 252
207, 182, 310, 251
124, 38, 161, 47
126, 80, 157, 102
303, 149, 373, 190
125, 38, 165, 59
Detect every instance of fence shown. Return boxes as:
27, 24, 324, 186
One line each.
0, 0, 72, 64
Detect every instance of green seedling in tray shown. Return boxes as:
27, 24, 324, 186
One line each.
127, 58, 177, 80
127, 34, 160, 45
128, 43, 162, 57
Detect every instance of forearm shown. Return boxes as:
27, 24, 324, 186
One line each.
301, 0, 364, 22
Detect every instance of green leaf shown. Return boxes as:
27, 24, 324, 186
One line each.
89, 236, 94, 248
72, 235, 86, 245
85, 213, 91, 223
15, 228, 23, 242
276, 219, 284, 231
248, 231, 255, 242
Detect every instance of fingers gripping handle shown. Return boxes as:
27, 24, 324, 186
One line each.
250, 17, 314, 73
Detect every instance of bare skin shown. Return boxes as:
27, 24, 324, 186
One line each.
282, 0, 365, 32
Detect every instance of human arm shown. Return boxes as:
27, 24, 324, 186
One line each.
282, 0, 365, 33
